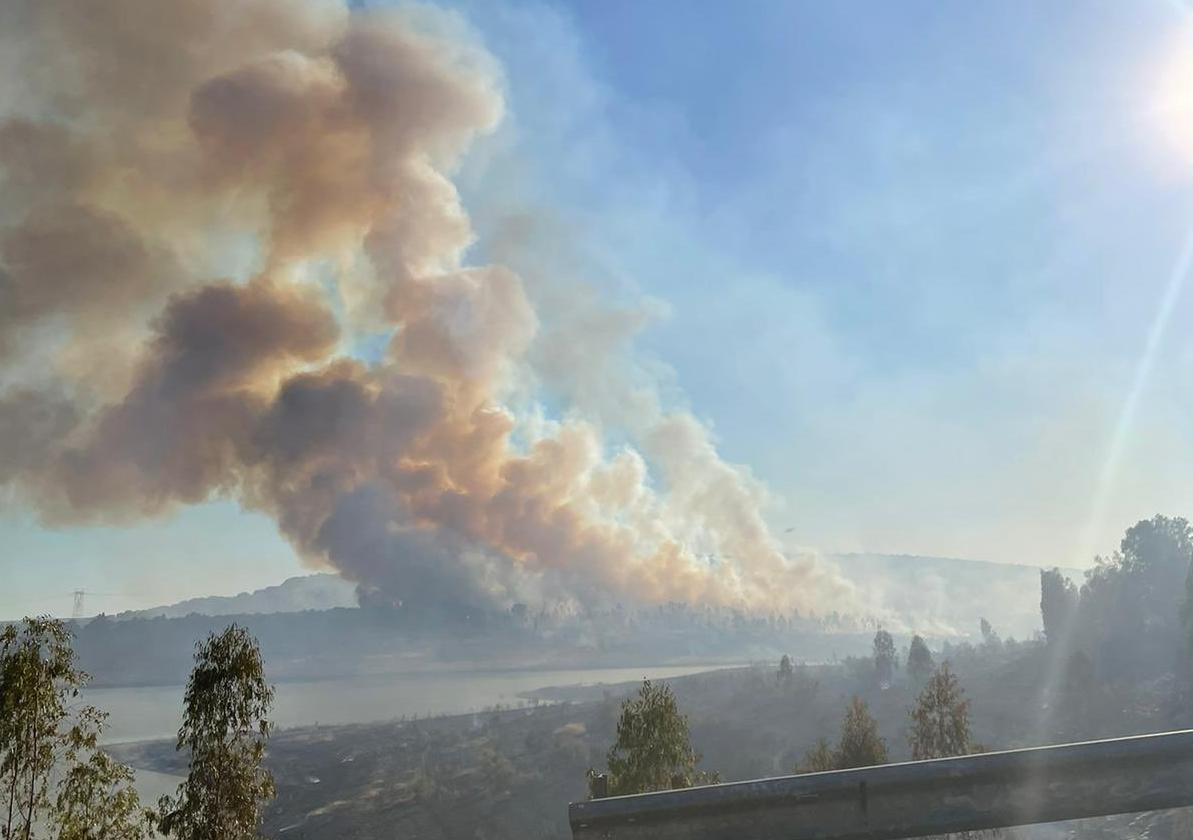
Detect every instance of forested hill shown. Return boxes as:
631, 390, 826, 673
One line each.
97, 551, 1069, 641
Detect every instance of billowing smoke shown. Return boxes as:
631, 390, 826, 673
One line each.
0, 0, 855, 614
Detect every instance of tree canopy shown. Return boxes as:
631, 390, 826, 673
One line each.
835, 696, 889, 769
1040, 568, 1078, 647
908, 663, 972, 760
872, 629, 896, 686
1, 617, 149, 840
158, 624, 275, 840
799, 738, 837, 773
907, 635, 934, 684
54, 706, 153, 840
591, 679, 716, 797
777, 654, 793, 686
1079, 515, 1193, 677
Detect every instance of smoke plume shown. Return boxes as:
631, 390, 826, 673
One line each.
0, 0, 854, 614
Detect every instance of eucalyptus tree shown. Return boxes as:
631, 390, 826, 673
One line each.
158, 625, 275, 840
0, 617, 149, 840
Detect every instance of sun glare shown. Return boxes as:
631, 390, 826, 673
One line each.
1149, 25, 1193, 168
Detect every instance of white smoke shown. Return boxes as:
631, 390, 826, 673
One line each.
0, 0, 856, 616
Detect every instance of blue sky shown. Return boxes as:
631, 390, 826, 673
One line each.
7, 0, 1193, 616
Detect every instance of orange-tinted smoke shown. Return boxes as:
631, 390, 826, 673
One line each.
0, 0, 855, 615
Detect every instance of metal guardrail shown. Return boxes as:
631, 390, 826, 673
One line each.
570, 729, 1193, 839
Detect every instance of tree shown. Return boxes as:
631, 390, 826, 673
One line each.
0, 617, 149, 840
1040, 569, 1078, 647
1121, 514, 1193, 583
835, 696, 888, 769
907, 635, 934, 684
777, 655, 793, 686
909, 663, 972, 760
158, 625, 275, 840
907, 665, 999, 840
873, 629, 896, 686
1082, 515, 1193, 677
795, 696, 889, 774
1056, 651, 1101, 741
54, 707, 153, 840
799, 738, 837, 773
590, 679, 716, 797
979, 618, 1000, 650
1, 618, 80, 840
478, 744, 516, 795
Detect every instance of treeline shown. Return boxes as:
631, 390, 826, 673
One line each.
62, 601, 875, 688
1040, 515, 1193, 687
586, 513, 1193, 803
587, 649, 979, 799
1, 618, 275, 840
73, 605, 534, 686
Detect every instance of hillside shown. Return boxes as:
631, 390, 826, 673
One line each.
113, 574, 358, 620
105, 554, 1080, 643
828, 553, 1084, 639
111, 650, 1190, 840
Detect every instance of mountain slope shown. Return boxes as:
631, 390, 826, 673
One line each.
114, 573, 358, 620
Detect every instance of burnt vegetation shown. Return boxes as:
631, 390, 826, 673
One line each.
10, 513, 1193, 839
235, 513, 1193, 839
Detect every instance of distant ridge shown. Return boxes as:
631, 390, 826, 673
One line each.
114, 573, 358, 620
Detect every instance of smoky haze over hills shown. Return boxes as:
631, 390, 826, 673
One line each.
31, 549, 1065, 688
3, 550, 1063, 690
104, 552, 1071, 641
83, 514, 1193, 840
829, 553, 1082, 639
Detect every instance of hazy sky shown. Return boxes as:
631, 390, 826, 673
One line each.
6, 0, 1193, 616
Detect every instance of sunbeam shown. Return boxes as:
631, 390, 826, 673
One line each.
1073, 221, 1193, 568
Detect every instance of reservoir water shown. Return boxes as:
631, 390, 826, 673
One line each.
94, 663, 734, 744
95, 663, 735, 805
